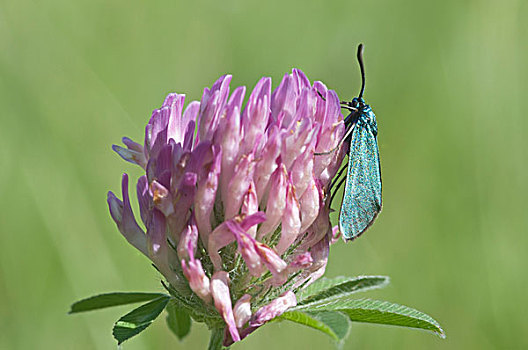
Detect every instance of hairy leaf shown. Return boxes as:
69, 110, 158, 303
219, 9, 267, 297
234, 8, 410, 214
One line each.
278, 310, 350, 342
296, 276, 389, 305
166, 301, 191, 340
294, 298, 445, 338
69, 292, 168, 314
112, 296, 171, 344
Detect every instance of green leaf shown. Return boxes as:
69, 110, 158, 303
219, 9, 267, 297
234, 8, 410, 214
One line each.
165, 301, 191, 340
296, 276, 389, 305
294, 298, 445, 338
278, 310, 350, 342
112, 296, 171, 344
69, 292, 168, 314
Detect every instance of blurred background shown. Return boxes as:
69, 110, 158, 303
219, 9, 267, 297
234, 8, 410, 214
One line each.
1, 0, 527, 348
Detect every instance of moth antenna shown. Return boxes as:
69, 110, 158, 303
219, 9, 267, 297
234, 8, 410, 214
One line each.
357, 43, 366, 99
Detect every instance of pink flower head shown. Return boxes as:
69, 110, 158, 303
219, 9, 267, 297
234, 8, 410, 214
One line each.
108, 69, 346, 343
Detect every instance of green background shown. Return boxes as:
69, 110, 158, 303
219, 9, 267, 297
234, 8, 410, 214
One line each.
1, 0, 526, 349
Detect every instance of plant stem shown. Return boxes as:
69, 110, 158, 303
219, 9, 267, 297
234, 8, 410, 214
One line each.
208, 328, 225, 350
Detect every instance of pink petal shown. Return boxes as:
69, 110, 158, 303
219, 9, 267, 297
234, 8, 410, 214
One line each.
147, 106, 170, 158
207, 212, 271, 274
146, 142, 173, 184
215, 86, 245, 200
257, 164, 287, 239
182, 101, 200, 149
313, 89, 345, 182
183, 100, 200, 123
112, 137, 147, 168
312, 81, 328, 125
107, 174, 148, 256
304, 233, 330, 286
239, 212, 267, 232
289, 87, 316, 131
166, 172, 197, 244
208, 222, 236, 270
315, 133, 347, 188
143, 209, 181, 287
290, 133, 317, 198
271, 73, 297, 125
209, 213, 266, 276
233, 294, 252, 328
177, 215, 199, 261
254, 125, 281, 202
147, 208, 167, 259
299, 197, 331, 250
299, 177, 320, 233
226, 221, 265, 277
241, 181, 259, 238
168, 142, 184, 186
195, 145, 222, 244
122, 136, 144, 153
281, 117, 314, 170
254, 241, 288, 284
275, 179, 301, 255
136, 175, 151, 226
224, 154, 255, 219
218, 104, 242, 202
165, 93, 187, 145
287, 252, 313, 274
182, 258, 211, 303
292, 69, 311, 93
186, 141, 214, 181
198, 75, 232, 142
210, 271, 240, 342
149, 180, 174, 216
250, 291, 297, 327
322, 89, 342, 127
240, 77, 271, 154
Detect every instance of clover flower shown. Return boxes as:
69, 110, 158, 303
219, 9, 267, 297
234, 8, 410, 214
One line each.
107, 69, 346, 342
72, 65, 445, 347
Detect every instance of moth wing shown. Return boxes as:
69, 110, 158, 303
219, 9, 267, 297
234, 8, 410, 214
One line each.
339, 119, 382, 240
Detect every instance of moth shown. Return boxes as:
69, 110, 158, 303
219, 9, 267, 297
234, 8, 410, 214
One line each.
319, 44, 382, 240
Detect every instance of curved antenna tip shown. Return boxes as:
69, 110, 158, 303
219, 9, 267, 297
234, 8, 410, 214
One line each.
356, 44, 366, 99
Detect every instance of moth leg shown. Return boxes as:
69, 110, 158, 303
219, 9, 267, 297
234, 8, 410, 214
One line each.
316, 89, 358, 112
327, 156, 349, 204
340, 101, 357, 112
329, 161, 348, 192
330, 170, 348, 206
314, 121, 355, 156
